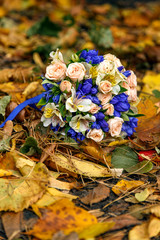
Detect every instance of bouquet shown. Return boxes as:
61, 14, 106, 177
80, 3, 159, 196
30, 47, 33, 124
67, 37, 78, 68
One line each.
38, 49, 138, 143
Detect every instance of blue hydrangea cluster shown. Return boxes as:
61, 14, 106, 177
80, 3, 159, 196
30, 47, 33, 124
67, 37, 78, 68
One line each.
80, 50, 104, 64
39, 49, 139, 143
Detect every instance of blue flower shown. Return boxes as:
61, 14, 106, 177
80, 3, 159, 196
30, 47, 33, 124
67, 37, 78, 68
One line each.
117, 66, 124, 72
44, 90, 52, 102
68, 128, 76, 137
94, 112, 105, 120
114, 110, 121, 117
114, 102, 130, 112
51, 124, 60, 132
91, 121, 101, 129
110, 93, 130, 113
90, 87, 98, 95
81, 80, 92, 94
52, 94, 60, 104
80, 50, 104, 64
92, 96, 100, 105
123, 70, 131, 78
98, 119, 109, 132
110, 93, 128, 105
76, 90, 84, 99
122, 117, 138, 136
77, 132, 85, 141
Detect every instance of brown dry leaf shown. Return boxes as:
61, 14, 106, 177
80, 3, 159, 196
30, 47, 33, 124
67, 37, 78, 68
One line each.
136, 112, 160, 147
129, 222, 149, 240
49, 177, 75, 190
145, 204, 160, 218
103, 231, 126, 240
82, 139, 111, 166
103, 214, 140, 231
52, 231, 79, 240
81, 183, 110, 205
0, 67, 34, 83
112, 179, 144, 196
28, 198, 97, 239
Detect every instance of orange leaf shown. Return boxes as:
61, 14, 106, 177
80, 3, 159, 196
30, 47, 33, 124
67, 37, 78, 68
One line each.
28, 199, 97, 239
112, 179, 144, 196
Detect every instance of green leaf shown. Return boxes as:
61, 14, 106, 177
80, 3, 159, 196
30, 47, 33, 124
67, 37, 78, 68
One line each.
20, 137, 41, 156
0, 96, 11, 117
89, 25, 113, 48
125, 160, 153, 174
121, 113, 130, 121
152, 89, 160, 98
127, 113, 145, 117
33, 43, 53, 60
37, 97, 47, 106
111, 145, 138, 170
27, 16, 61, 37
119, 86, 128, 94
0, 138, 11, 152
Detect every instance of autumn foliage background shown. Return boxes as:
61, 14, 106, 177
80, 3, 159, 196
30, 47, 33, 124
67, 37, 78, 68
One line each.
0, 0, 160, 239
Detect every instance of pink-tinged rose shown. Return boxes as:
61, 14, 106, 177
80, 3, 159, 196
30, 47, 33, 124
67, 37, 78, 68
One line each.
89, 103, 101, 114
66, 62, 86, 82
122, 81, 130, 95
86, 129, 104, 142
107, 117, 124, 137
103, 103, 114, 116
97, 92, 112, 105
127, 71, 137, 87
45, 62, 66, 81
60, 80, 72, 93
128, 87, 137, 102
99, 80, 112, 94
103, 53, 122, 67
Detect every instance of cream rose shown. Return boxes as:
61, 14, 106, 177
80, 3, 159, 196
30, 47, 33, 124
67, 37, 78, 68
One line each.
45, 62, 66, 81
99, 80, 112, 94
60, 80, 72, 93
66, 62, 86, 82
121, 81, 130, 95
89, 103, 101, 114
97, 60, 116, 75
127, 71, 137, 87
107, 117, 124, 137
103, 54, 122, 68
97, 92, 112, 105
128, 87, 137, 102
86, 129, 104, 142
103, 103, 114, 116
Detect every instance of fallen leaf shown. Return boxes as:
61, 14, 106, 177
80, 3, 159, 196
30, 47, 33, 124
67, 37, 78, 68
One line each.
111, 145, 138, 170
78, 221, 115, 239
81, 183, 110, 205
28, 199, 97, 239
0, 95, 11, 117
129, 222, 149, 240
0, 162, 49, 212
52, 153, 111, 178
145, 204, 160, 218
35, 187, 77, 208
135, 188, 154, 202
112, 179, 144, 196
148, 216, 160, 238
126, 160, 153, 174
22, 81, 39, 98
52, 231, 79, 240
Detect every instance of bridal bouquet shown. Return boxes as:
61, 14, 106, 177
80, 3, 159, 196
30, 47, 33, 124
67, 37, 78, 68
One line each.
38, 49, 138, 143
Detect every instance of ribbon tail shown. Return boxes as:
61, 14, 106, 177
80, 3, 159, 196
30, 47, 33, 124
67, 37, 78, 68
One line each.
0, 93, 45, 128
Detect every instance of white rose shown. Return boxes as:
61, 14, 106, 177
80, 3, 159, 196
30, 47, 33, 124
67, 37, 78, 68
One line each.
97, 60, 116, 75
45, 62, 66, 81
86, 129, 104, 142
66, 62, 86, 82
103, 54, 122, 68
108, 117, 124, 137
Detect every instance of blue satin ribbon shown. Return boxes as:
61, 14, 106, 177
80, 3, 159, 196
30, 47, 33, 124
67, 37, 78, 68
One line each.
0, 93, 45, 128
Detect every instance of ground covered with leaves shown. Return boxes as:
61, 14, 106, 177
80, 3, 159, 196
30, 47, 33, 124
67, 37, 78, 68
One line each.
0, 0, 160, 239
